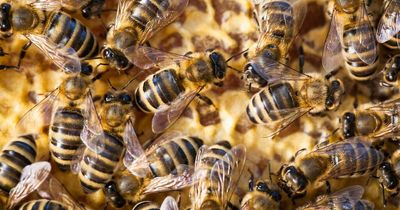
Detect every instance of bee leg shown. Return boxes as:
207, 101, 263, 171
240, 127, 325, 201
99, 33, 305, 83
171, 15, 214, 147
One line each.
325, 68, 340, 80
227, 201, 239, 210
381, 182, 387, 207
0, 64, 18, 70
16, 40, 32, 69
298, 45, 304, 74
325, 181, 331, 193
248, 169, 255, 191
196, 94, 215, 107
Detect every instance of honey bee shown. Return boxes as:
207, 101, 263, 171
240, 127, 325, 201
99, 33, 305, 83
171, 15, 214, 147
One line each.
102, 0, 188, 70
103, 180, 126, 208
131, 47, 229, 133
112, 132, 203, 205
240, 174, 281, 210
381, 55, 400, 86
298, 185, 374, 210
0, 134, 37, 195
323, 0, 378, 81
0, 0, 99, 70
278, 138, 384, 199
132, 196, 179, 210
340, 97, 400, 140
61, 0, 106, 19
245, 65, 344, 138
376, 0, 400, 50
16, 39, 99, 172
191, 141, 246, 210
6, 161, 83, 210
243, 0, 307, 90
377, 161, 399, 206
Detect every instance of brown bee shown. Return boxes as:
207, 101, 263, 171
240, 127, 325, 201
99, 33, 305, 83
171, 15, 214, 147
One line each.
376, 0, 400, 50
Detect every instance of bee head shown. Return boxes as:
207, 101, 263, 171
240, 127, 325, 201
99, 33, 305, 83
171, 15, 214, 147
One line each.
209, 51, 227, 80
342, 112, 356, 138
325, 79, 344, 111
384, 56, 400, 83
103, 91, 133, 127
0, 3, 11, 37
81, 0, 104, 19
255, 181, 282, 202
102, 47, 131, 70
61, 76, 89, 101
243, 62, 268, 90
280, 165, 308, 195
201, 199, 222, 210
104, 181, 126, 208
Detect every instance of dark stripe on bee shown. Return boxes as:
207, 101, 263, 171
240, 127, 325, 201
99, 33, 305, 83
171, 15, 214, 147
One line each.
0, 135, 36, 195
384, 32, 400, 49
49, 107, 84, 171
132, 201, 160, 210
19, 199, 70, 210
44, 12, 98, 59
130, 0, 171, 33
148, 136, 204, 177
259, 1, 293, 40
79, 132, 125, 193
135, 69, 185, 113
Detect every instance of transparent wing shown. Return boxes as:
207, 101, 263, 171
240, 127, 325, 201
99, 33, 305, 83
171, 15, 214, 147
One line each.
80, 92, 105, 153
365, 97, 400, 114
123, 46, 191, 70
247, 56, 311, 83
304, 185, 365, 209
123, 119, 147, 177
152, 89, 200, 134
138, 0, 189, 44
160, 196, 179, 210
70, 144, 86, 174
351, 4, 377, 65
61, 0, 88, 8
113, 0, 134, 30
16, 89, 60, 135
322, 10, 344, 74
26, 34, 81, 73
6, 162, 52, 209
224, 145, 246, 208
376, 0, 400, 43
192, 145, 209, 209
143, 165, 194, 194
23, 0, 62, 11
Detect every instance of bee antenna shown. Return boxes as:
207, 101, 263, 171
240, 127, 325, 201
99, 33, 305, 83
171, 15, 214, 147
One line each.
226, 49, 249, 63
107, 79, 117, 91
227, 65, 242, 73
122, 77, 136, 90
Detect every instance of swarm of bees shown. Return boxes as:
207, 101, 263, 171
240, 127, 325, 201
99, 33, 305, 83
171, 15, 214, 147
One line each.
3, 0, 400, 209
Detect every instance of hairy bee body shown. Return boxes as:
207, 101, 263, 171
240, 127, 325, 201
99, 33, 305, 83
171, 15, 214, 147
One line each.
78, 131, 125, 193
241, 179, 281, 210
135, 69, 185, 113
19, 199, 72, 210
132, 201, 160, 210
0, 135, 36, 195
341, 111, 385, 139
342, 20, 379, 80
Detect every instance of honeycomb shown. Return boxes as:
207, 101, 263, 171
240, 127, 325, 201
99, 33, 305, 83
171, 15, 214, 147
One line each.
0, 0, 396, 209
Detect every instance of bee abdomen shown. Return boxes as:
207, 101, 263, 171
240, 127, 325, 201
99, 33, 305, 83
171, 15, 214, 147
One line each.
19, 199, 72, 210
260, 1, 293, 41
0, 135, 36, 195
132, 201, 160, 210
44, 12, 99, 59
130, 0, 171, 32
135, 69, 184, 113
148, 136, 204, 177
247, 82, 298, 124
49, 107, 84, 171
79, 132, 125, 193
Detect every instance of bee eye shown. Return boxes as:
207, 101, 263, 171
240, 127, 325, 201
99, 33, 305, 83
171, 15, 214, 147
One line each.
120, 94, 132, 104
80, 63, 93, 75
104, 93, 114, 102
103, 49, 114, 59
1, 3, 10, 12
256, 182, 269, 192
81, 7, 91, 19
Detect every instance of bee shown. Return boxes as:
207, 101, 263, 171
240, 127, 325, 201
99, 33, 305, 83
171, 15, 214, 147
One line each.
323, 0, 378, 81
377, 161, 400, 206
245, 64, 344, 138
0, 0, 99, 70
191, 141, 246, 210
381, 55, 400, 86
298, 185, 374, 210
376, 0, 400, 50
0, 134, 37, 195
61, 0, 106, 19
16, 38, 100, 172
112, 132, 203, 205
6, 161, 84, 210
243, 0, 307, 90
340, 97, 400, 140
103, 180, 126, 208
240, 174, 281, 210
102, 0, 189, 70
131, 47, 229, 133
278, 138, 384, 199
132, 196, 179, 210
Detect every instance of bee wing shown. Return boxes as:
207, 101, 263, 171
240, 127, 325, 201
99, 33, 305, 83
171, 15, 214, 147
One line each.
143, 165, 194, 194
123, 46, 191, 70
61, 0, 88, 9
365, 97, 400, 114
350, 5, 377, 65
113, 0, 135, 31
80, 92, 105, 153
152, 89, 200, 134
138, 0, 189, 45
123, 120, 147, 177
16, 88, 60, 135
247, 56, 311, 83
6, 162, 52, 209
22, 0, 62, 11
224, 145, 247, 208
376, 0, 400, 43
25, 34, 81, 73
70, 144, 86, 174
160, 196, 179, 210
192, 145, 209, 209
322, 10, 344, 73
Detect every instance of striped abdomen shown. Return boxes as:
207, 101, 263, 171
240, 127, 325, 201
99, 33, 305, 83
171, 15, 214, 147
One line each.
78, 131, 125, 193
246, 82, 298, 124
326, 199, 374, 210
49, 107, 84, 171
19, 199, 72, 210
147, 136, 203, 177
128, 0, 171, 42
342, 21, 378, 80
135, 69, 185, 113
43, 11, 99, 59
328, 141, 384, 178
132, 201, 160, 210
0, 135, 36, 195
